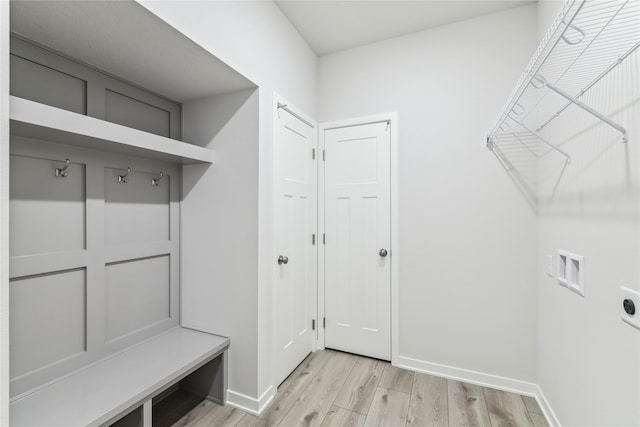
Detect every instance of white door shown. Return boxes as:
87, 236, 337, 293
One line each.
274, 103, 316, 386
324, 121, 391, 360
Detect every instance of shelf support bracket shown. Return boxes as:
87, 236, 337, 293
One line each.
508, 115, 572, 164
532, 75, 628, 143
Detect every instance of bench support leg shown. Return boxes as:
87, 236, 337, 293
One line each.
142, 399, 152, 427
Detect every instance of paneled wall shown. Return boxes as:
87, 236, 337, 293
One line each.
9, 129, 180, 397
9, 36, 182, 140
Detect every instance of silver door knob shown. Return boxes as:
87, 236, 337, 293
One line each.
278, 255, 289, 265
379, 249, 388, 257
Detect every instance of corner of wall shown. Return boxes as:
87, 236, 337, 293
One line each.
534, 385, 562, 427
0, 0, 10, 423
226, 385, 276, 416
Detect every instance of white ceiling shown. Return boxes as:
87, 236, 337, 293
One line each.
10, 1, 256, 102
275, 0, 537, 56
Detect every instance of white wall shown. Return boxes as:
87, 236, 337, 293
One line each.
536, 2, 640, 425
138, 0, 317, 410
318, 5, 539, 388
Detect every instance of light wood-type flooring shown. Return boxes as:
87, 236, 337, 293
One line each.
154, 349, 550, 427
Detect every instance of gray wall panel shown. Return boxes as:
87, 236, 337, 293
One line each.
10, 154, 85, 257
10, 268, 87, 378
105, 90, 171, 138
10, 54, 87, 115
9, 138, 180, 397
104, 167, 170, 246
11, 35, 182, 140
105, 255, 170, 341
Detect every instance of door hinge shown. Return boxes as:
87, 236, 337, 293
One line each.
322, 150, 325, 161
323, 233, 326, 244
312, 148, 316, 160
323, 317, 326, 329
312, 234, 316, 245
312, 319, 316, 331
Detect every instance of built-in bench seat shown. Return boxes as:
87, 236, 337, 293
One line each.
10, 327, 229, 427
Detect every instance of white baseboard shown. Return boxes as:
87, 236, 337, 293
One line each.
226, 357, 561, 424
534, 385, 561, 427
225, 385, 275, 416
397, 355, 538, 396
397, 356, 561, 426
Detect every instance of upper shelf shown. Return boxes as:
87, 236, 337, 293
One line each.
486, 0, 640, 163
9, 96, 214, 165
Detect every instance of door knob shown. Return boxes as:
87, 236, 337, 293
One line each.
379, 249, 388, 258
278, 255, 289, 265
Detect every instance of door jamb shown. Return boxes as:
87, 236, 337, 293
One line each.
271, 92, 318, 389
317, 113, 399, 366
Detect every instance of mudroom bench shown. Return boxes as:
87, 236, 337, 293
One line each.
10, 327, 229, 427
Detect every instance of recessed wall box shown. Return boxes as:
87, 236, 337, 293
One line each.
558, 250, 584, 296
567, 254, 584, 297
558, 250, 569, 286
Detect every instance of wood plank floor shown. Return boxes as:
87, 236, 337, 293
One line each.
155, 350, 549, 427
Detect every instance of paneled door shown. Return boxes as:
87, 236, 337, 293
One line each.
324, 121, 391, 360
274, 101, 316, 386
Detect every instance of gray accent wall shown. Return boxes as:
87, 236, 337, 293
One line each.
10, 55, 87, 115
9, 137, 181, 397
10, 35, 181, 140
10, 268, 87, 379
8, 36, 185, 398
182, 88, 259, 401
105, 90, 171, 138
10, 155, 86, 256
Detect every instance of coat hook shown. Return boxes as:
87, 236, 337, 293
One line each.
118, 167, 131, 184
55, 159, 70, 178
151, 172, 164, 186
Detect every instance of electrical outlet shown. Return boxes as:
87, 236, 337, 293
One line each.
546, 254, 553, 277
620, 286, 640, 329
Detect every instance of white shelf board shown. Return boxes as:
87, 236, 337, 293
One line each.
10, 327, 229, 427
9, 96, 214, 164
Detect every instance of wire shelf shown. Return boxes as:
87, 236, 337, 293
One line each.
487, 0, 640, 163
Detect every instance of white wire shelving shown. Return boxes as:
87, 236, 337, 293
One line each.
486, 0, 640, 167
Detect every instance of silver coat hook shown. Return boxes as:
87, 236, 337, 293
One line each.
118, 167, 131, 184
55, 159, 70, 178
151, 172, 164, 186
